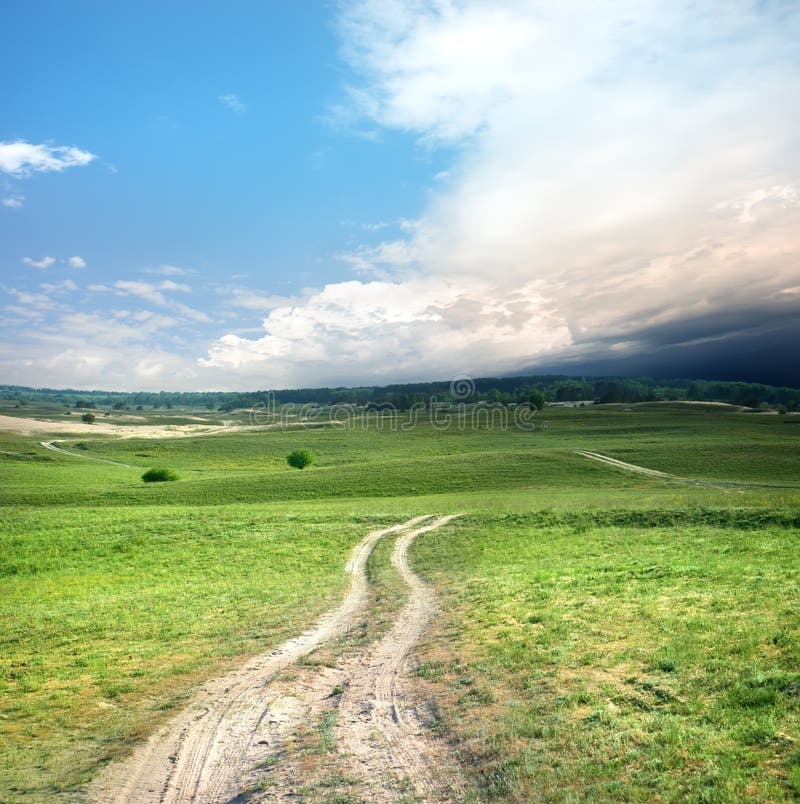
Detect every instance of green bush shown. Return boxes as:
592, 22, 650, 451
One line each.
141, 467, 178, 483
286, 449, 315, 470
81, 413, 96, 424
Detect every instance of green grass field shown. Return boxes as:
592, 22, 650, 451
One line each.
1, 403, 798, 801
412, 514, 800, 801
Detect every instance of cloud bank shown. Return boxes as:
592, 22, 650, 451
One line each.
203, 0, 800, 388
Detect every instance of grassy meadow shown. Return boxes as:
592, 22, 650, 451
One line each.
412, 514, 800, 801
0, 400, 798, 801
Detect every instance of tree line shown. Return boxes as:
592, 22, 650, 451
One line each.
3, 375, 799, 412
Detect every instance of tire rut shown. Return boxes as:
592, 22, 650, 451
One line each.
574, 449, 800, 489
40, 440, 137, 467
334, 514, 464, 802
89, 515, 434, 803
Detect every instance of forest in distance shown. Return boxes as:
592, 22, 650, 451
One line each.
3, 374, 800, 413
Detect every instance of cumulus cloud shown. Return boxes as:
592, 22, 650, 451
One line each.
204, 0, 800, 384
2, 195, 23, 208
201, 276, 570, 385
67, 256, 86, 269
0, 140, 96, 176
22, 256, 55, 269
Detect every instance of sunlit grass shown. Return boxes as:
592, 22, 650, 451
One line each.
0, 405, 798, 800
0, 506, 369, 799
411, 514, 800, 801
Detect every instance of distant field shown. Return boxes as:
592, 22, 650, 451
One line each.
2, 404, 799, 507
1, 403, 798, 800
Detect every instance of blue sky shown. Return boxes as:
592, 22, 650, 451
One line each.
2, 1, 799, 390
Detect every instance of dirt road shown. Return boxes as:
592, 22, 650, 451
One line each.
90, 515, 462, 803
574, 449, 800, 489
574, 450, 677, 480
40, 441, 137, 467
334, 515, 463, 802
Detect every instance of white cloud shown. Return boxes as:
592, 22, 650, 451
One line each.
3, 305, 44, 321
159, 279, 191, 293
0, 340, 206, 391
0, 140, 96, 176
201, 277, 570, 384
22, 256, 56, 269
23, 254, 87, 270
112, 279, 191, 305
172, 301, 212, 323
145, 264, 196, 276
8, 288, 57, 309
90, 279, 210, 322
201, 1, 800, 385
715, 184, 800, 224
113, 280, 168, 305
338, 237, 421, 276
225, 289, 301, 311
218, 93, 248, 113
52, 312, 175, 344
40, 279, 78, 293
2, 195, 23, 208
6, 2, 800, 392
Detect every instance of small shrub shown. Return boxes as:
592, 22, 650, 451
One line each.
81, 412, 96, 424
141, 467, 178, 483
287, 448, 315, 470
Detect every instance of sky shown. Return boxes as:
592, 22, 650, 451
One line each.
2, 0, 799, 392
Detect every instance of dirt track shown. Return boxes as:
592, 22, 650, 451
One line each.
40, 441, 136, 467
574, 450, 676, 479
334, 515, 463, 802
90, 515, 462, 803
574, 449, 800, 489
